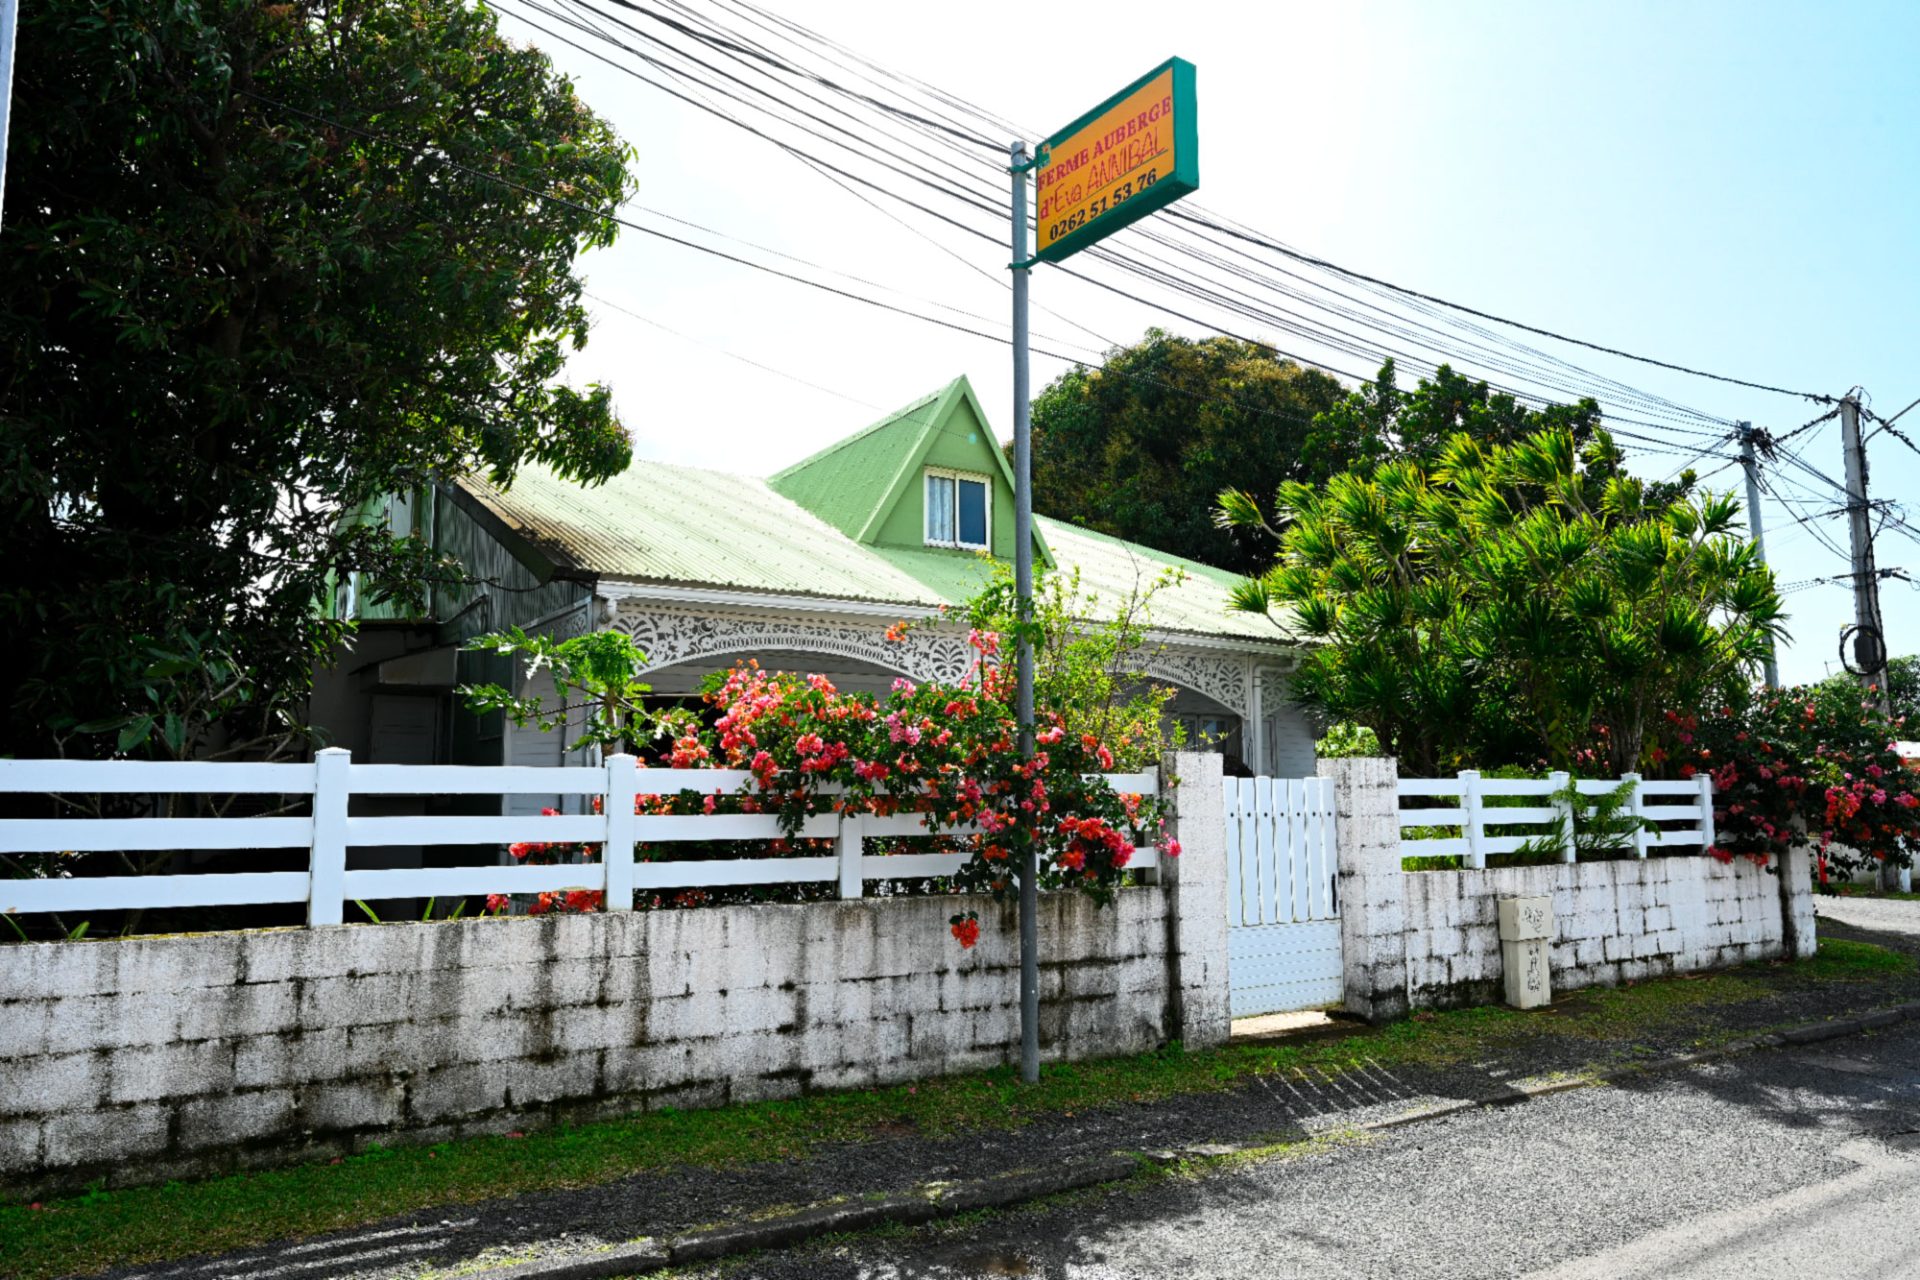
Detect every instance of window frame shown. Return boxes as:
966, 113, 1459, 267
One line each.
923, 466, 992, 551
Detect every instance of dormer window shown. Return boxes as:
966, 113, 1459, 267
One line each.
925, 468, 990, 550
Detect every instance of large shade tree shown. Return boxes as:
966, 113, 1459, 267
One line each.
1030, 330, 1346, 574
0, 0, 635, 760
1221, 428, 1786, 775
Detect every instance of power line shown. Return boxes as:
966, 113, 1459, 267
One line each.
701, 1, 1824, 415
1168, 212, 1832, 405
585, 292, 883, 411
509, 0, 1763, 454
589, 0, 1002, 149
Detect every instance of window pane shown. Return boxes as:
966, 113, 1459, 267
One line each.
957, 479, 988, 547
925, 473, 954, 542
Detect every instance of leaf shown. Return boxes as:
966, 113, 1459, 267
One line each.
117, 717, 154, 755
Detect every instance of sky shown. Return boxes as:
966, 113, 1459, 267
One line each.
488, 0, 1920, 687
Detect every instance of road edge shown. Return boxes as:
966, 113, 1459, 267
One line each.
460, 999, 1920, 1279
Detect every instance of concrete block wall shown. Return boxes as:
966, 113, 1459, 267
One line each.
0, 892, 1164, 1198
1400, 856, 1797, 1009
1324, 757, 1818, 1018
0, 752, 1228, 1199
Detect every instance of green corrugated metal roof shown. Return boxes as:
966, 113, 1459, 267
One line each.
456, 380, 1295, 649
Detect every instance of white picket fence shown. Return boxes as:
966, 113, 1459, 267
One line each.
0, 750, 1159, 925
1399, 769, 1716, 867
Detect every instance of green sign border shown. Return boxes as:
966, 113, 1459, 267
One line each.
1033, 56, 1198, 266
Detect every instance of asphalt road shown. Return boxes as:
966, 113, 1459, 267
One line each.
725, 1018, 1920, 1280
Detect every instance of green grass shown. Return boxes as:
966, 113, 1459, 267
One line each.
1829, 883, 1920, 902
1, 938, 1908, 1280
1796, 936, 1914, 978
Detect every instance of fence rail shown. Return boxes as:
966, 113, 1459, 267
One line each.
1398, 769, 1715, 868
0, 751, 1159, 925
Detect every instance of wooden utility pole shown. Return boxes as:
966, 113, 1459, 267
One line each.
1737, 422, 1780, 688
1838, 395, 1893, 717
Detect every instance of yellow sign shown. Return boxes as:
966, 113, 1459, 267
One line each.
1034, 59, 1197, 263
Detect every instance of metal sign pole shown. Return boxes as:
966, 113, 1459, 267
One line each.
1009, 139, 1039, 1086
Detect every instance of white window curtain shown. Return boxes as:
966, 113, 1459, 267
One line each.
926, 472, 955, 542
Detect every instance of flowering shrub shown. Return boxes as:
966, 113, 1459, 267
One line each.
495, 627, 1177, 939
1662, 684, 1919, 883
684, 627, 1177, 939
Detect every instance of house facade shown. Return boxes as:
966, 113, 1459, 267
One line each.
313, 376, 1316, 799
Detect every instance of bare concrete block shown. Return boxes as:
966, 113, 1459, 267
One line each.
409, 1063, 510, 1124
107, 1039, 235, 1105
233, 1028, 350, 1088
37, 993, 166, 1056
43, 1102, 170, 1167
237, 928, 361, 984
170, 980, 295, 1044
3, 1053, 105, 1119
108, 934, 241, 996
340, 1019, 443, 1078
0, 1000, 51, 1059
0, 942, 114, 1002
730, 983, 801, 1034
548, 958, 619, 1008
552, 1003, 646, 1054
176, 1089, 297, 1152
0, 1120, 42, 1175
298, 1080, 405, 1132
456, 959, 542, 1013
299, 972, 419, 1031
500, 1053, 602, 1110
644, 993, 723, 1043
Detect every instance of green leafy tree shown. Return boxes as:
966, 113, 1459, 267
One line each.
461, 629, 658, 756
1222, 427, 1785, 775
0, 0, 636, 760
1816, 655, 1920, 728
1310, 358, 1602, 466
955, 563, 1188, 770
1030, 330, 1346, 573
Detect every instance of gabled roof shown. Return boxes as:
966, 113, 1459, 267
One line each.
453, 378, 1294, 649
766, 376, 1051, 567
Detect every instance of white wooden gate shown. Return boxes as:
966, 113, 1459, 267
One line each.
1223, 776, 1342, 1017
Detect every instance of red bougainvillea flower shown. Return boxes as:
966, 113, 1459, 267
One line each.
512, 637, 1172, 940
950, 912, 981, 949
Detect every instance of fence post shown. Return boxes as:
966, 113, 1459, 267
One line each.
604, 753, 638, 911
836, 812, 864, 900
1161, 751, 1231, 1048
1623, 771, 1649, 859
1134, 767, 1164, 886
1324, 756, 1408, 1023
1459, 769, 1486, 869
308, 748, 350, 927
1695, 771, 1716, 853
1548, 770, 1575, 864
